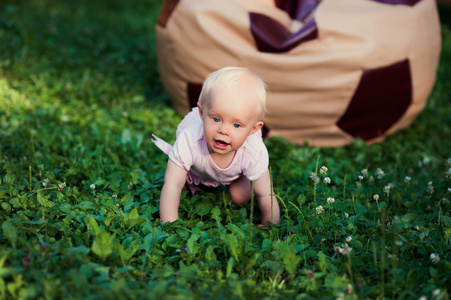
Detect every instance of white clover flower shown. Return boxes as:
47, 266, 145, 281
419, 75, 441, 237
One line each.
356, 181, 362, 188
346, 284, 353, 294
423, 157, 431, 166
430, 253, 440, 264
433, 289, 441, 297
346, 236, 352, 243
387, 254, 398, 260
418, 296, 427, 300
384, 184, 392, 194
90, 184, 95, 189
427, 182, 434, 195
327, 197, 335, 204
324, 177, 331, 184
111, 194, 117, 199
404, 176, 411, 184
373, 194, 380, 201
61, 115, 69, 122
58, 182, 66, 192
342, 243, 352, 255
310, 172, 319, 183
448, 188, 451, 193
344, 212, 349, 219
376, 168, 385, 179
361, 169, 368, 177
42, 178, 50, 187
316, 205, 325, 214
335, 243, 352, 256
320, 166, 328, 174
358, 175, 364, 181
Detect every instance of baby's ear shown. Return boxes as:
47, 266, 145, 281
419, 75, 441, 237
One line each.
250, 121, 264, 135
197, 102, 203, 117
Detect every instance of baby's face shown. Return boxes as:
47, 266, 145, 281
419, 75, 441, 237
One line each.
199, 81, 264, 157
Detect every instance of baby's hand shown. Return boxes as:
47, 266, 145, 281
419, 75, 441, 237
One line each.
257, 223, 270, 230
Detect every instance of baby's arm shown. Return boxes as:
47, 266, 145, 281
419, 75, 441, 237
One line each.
253, 169, 280, 225
159, 159, 188, 223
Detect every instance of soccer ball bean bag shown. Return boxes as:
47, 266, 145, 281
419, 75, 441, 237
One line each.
156, 0, 441, 146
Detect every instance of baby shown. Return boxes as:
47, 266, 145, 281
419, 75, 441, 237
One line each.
152, 67, 280, 226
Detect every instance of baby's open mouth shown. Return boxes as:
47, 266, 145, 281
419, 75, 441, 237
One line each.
216, 140, 228, 145
214, 139, 229, 149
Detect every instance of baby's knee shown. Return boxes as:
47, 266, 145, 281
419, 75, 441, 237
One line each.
228, 176, 252, 205
230, 192, 250, 205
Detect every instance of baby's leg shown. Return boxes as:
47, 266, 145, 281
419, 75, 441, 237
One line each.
228, 175, 252, 205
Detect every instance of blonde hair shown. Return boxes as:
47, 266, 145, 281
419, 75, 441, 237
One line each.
198, 67, 268, 120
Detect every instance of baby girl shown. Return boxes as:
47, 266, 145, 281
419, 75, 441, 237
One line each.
152, 67, 280, 226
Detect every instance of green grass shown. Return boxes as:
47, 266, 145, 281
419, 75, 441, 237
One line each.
0, 0, 450, 299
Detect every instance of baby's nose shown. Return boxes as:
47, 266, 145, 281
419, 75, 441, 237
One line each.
218, 125, 228, 135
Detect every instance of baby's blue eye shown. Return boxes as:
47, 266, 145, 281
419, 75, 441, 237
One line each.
234, 123, 241, 128
213, 117, 220, 122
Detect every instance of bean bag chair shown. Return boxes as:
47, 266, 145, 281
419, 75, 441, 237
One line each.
156, 0, 441, 146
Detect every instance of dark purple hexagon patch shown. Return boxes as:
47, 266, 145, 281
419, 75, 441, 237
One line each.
158, 0, 180, 27
336, 59, 412, 141
274, 0, 320, 22
249, 13, 318, 53
370, 0, 422, 6
187, 82, 203, 108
